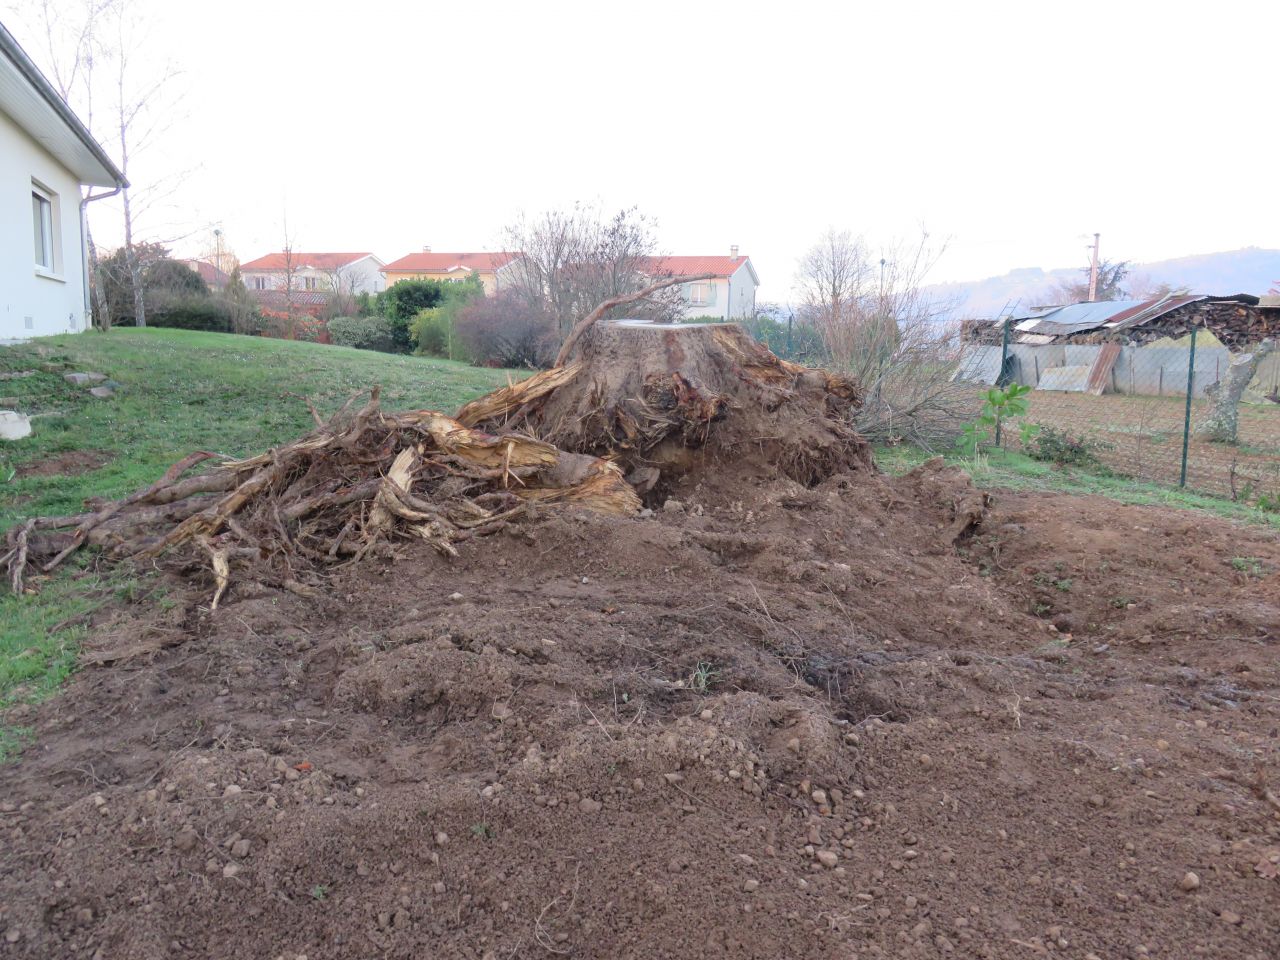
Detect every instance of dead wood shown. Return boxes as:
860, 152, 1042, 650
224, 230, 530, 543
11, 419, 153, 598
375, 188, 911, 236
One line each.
2, 391, 638, 602
461, 319, 873, 491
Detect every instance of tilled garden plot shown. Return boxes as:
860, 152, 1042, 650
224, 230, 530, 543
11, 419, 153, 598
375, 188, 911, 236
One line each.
1, 461, 1278, 960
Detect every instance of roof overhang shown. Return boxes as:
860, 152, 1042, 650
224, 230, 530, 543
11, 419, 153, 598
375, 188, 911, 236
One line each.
0, 21, 127, 189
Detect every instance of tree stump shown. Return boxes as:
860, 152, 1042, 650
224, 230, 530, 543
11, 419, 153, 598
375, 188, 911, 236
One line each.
457, 320, 873, 493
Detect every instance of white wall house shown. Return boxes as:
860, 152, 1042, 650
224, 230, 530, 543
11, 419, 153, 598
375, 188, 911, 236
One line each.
1, 22, 127, 339
239, 252, 386, 295
644, 250, 759, 321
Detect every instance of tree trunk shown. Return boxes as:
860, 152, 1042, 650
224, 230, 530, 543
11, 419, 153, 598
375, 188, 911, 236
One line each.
85, 223, 111, 331
122, 187, 145, 328
1195, 340, 1274, 444
459, 319, 872, 494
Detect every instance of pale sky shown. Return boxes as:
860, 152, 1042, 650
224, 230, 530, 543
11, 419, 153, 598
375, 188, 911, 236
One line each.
9, 0, 1280, 298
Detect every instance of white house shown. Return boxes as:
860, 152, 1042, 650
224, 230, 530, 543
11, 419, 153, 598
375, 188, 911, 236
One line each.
643, 249, 759, 320
1, 21, 127, 339
239, 252, 386, 295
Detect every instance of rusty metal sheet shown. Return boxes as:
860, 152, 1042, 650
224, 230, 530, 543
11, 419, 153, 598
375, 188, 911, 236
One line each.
1085, 342, 1121, 395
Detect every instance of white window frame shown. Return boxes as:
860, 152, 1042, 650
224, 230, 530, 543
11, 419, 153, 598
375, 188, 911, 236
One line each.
32, 181, 60, 276
687, 282, 710, 306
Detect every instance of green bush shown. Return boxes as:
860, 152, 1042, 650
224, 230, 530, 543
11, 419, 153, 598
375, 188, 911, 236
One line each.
380, 280, 448, 320
327, 316, 398, 352
147, 294, 235, 332
411, 278, 483, 361
1026, 424, 1110, 467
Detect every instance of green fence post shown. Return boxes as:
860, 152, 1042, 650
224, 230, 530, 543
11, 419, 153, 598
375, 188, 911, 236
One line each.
994, 317, 1011, 447
1179, 325, 1197, 488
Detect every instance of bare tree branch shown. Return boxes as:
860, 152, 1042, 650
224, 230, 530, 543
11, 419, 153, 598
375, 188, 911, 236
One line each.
554, 273, 715, 367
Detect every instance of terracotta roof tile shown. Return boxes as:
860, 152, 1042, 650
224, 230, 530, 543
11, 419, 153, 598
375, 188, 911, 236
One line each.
241, 252, 375, 271
382, 252, 518, 273
642, 256, 752, 278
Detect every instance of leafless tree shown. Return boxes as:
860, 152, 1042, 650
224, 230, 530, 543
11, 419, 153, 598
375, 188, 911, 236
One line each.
279, 222, 300, 338
795, 228, 971, 448
502, 204, 683, 339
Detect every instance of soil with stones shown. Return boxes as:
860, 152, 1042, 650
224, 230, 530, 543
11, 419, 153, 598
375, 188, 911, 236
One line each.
1, 460, 1279, 960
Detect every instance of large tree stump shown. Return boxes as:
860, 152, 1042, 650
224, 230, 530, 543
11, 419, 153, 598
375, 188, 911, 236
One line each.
457, 320, 873, 493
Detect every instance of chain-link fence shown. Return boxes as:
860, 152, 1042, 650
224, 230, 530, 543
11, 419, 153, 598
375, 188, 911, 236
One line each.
956, 321, 1280, 504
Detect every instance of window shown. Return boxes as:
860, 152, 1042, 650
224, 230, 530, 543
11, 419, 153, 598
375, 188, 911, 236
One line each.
32, 188, 54, 269
253, 276, 266, 290
686, 282, 712, 306
304, 276, 317, 290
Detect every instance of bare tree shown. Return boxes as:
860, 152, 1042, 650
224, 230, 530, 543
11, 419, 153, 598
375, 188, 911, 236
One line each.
279, 223, 300, 338
795, 228, 971, 447
502, 204, 682, 340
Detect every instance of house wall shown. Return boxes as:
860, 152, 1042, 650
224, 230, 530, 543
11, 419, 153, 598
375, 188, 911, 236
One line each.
243, 260, 385, 295
339, 256, 385, 294
384, 269, 499, 294
676, 264, 758, 321
1, 109, 88, 338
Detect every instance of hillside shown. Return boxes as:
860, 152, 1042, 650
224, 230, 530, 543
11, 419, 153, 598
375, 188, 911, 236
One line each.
927, 247, 1280, 320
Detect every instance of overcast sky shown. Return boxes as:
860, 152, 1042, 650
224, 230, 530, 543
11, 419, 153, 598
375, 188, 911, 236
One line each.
9, 0, 1279, 298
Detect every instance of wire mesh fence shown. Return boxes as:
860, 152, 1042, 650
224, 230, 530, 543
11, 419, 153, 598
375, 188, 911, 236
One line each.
955, 321, 1280, 505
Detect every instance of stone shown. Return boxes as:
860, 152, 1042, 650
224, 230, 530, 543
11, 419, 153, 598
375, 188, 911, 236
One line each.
816, 850, 839, 868
1180, 871, 1200, 892
579, 797, 602, 814
64, 372, 107, 386
88, 386, 115, 399
0, 411, 31, 441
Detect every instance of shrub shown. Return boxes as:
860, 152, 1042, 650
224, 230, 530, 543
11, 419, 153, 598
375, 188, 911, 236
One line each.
380, 279, 448, 320
327, 316, 398, 352
411, 278, 484, 361
454, 293, 556, 368
147, 293, 235, 332
1026, 424, 1110, 467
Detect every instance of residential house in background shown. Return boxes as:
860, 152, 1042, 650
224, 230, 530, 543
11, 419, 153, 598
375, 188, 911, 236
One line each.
644, 248, 759, 321
381, 250, 519, 294
1, 21, 127, 339
239, 252, 386, 295
178, 259, 230, 291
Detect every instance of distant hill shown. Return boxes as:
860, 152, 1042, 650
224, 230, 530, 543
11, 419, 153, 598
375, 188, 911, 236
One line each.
926, 247, 1280, 321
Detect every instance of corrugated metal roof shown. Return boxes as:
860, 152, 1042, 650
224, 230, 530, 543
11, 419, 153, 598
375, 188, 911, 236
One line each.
1101, 295, 1203, 330
1018, 300, 1148, 336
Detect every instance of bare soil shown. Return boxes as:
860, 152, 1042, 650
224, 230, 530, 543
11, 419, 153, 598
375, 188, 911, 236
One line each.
1, 461, 1278, 959
13, 450, 111, 479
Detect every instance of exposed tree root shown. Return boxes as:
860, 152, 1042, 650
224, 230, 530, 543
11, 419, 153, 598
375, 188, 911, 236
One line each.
2, 388, 638, 602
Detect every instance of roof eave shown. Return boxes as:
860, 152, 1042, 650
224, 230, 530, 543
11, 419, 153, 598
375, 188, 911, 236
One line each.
0, 21, 127, 189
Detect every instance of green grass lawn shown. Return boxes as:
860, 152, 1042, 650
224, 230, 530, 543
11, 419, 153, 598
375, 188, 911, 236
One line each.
0, 329, 517, 756
875, 443, 1280, 529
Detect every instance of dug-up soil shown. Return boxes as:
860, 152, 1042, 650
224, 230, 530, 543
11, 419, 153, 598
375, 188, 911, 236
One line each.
2, 461, 1278, 959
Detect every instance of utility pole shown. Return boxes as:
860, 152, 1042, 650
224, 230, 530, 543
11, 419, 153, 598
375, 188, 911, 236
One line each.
1087, 232, 1100, 302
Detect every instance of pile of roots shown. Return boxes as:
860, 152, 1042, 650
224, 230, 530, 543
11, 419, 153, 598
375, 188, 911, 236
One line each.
3, 320, 873, 602
459, 319, 873, 493
1, 389, 637, 603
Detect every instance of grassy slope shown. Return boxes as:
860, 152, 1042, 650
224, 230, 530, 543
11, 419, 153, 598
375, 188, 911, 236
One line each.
0, 329, 516, 755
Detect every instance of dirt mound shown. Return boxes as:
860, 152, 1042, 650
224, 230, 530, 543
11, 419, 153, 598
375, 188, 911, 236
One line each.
458, 320, 873, 492
2, 460, 1278, 959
